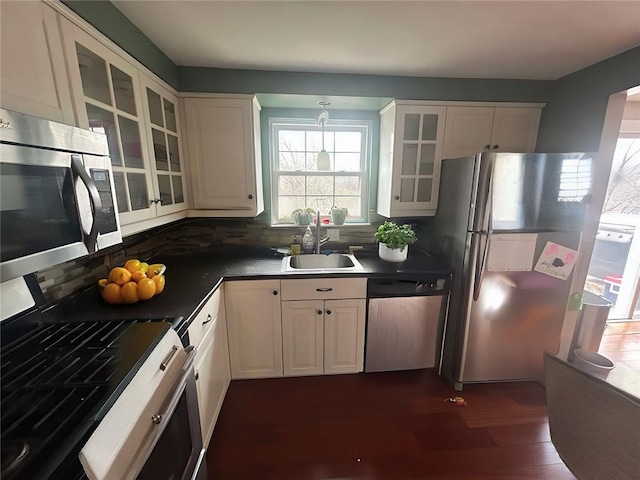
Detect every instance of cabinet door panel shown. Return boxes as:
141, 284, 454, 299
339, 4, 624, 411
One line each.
324, 299, 366, 374
282, 301, 324, 376
491, 108, 541, 152
225, 280, 282, 379
443, 107, 494, 159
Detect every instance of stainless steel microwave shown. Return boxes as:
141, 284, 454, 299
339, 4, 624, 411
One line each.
0, 108, 122, 281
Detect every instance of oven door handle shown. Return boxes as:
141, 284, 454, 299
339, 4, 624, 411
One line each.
71, 154, 102, 253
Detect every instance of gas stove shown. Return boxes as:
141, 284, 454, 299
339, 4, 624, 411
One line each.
0, 315, 176, 479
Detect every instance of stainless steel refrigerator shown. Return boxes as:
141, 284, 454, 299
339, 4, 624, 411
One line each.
427, 152, 594, 390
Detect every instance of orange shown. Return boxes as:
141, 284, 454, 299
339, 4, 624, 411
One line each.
152, 274, 165, 295
121, 281, 140, 304
147, 264, 165, 278
124, 259, 142, 273
108, 267, 132, 286
131, 271, 147, 283
102, 282, 122, 304
137, 277, 156, 300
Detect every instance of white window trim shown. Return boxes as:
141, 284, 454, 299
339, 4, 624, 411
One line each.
269, 117, 371, 226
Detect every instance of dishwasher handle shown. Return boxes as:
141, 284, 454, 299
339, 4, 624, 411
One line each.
367, 277, 450, 297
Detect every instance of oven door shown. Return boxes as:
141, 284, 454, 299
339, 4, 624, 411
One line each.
80, 330, 206, 480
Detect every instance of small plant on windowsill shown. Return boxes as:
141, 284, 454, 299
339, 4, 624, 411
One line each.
292, 208, 316, 226
374, 221, 417, 262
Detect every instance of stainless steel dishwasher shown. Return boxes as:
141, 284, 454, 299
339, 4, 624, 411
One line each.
365, 275, 451, 373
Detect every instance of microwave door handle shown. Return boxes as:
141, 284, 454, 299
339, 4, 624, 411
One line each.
71, 154, 102, 253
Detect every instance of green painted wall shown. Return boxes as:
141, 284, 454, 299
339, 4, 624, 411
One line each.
62, 0, 179, 89
178, 67, 553, 103
536, 46, 640, 152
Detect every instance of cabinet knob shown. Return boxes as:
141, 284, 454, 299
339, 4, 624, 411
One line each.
248, 194, 253, 200
273, 290, 278, 296
317, 310, 323, 315
152, 413, 163, 425
394, 195, 400, 200
484, 144, 491, 150
326, 309, 332, 315
492, 144, 499, 149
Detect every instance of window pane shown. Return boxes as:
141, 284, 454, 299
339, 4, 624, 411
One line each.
335, 176, 361, 195
172, 176, 184, 203
119, 116, 144, 169
421, 114, 438, 141
147, 88, 163, 127
152, 129, 168, 171
158, 175, 173, 205
110, 65, 136, 115
334, 196, 361, 218
86, 105, 121, 166
279, 130, 306, 151
334, 153, 361, 172
127, 172, 149, 210
417, 178, 433, 202
404, 114, 420, 141
307, 176, 333, 195
335, 132, 361, 152
402, 145, 418, 175
168, 135, 181, 172
400, 178, 415, 202
278, 197, 305, 222
419, 144, 435, 175
279, 175, 305, 195
76, 43, 111, 105
306, 196, 333, 214
307, 131, 334, 152
164, 98, 177, 132
113, 171, 129, 213
279, 151, 305, 171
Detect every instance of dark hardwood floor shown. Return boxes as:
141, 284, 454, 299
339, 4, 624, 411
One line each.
207, 370, 576, 479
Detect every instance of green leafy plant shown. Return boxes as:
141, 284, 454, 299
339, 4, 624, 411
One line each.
374, 221, 417, 250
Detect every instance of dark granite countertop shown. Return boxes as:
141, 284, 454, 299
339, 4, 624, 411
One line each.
45, 245, 451, 340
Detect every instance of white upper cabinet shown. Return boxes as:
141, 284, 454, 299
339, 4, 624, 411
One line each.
377, 102, 447, 217
0, 1, 74, 124
443, 106, 542, 159
182, 96, 264, 217
60, 20, 187, 231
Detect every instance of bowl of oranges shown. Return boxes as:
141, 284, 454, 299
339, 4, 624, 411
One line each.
99, 259, 166, 304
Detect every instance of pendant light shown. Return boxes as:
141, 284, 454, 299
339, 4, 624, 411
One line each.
316, 101, 331, 171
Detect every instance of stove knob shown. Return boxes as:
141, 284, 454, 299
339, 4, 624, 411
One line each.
152, 413, 163, 425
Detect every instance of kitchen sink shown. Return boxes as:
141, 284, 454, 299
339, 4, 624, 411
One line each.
282, 254, 365, 272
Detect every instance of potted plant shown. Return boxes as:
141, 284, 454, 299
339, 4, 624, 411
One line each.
330, 206, 348, 225
292, 208, 315, 226
374, 221, 417, 262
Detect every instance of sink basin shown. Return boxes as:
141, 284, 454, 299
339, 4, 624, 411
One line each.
282, 254, 364, 272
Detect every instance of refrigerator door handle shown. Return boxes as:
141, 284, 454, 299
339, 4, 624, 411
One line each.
473, 233, 491, 301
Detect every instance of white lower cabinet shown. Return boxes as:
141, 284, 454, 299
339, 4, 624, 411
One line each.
225, 280, 283, 379
281, 278, 366, 377
189, 286, 229, 450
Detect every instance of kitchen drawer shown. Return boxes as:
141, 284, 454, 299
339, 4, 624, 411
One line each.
281, 278, 366, 301
188, 287, 222, 348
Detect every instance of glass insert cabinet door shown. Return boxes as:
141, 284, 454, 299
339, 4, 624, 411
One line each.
63, 25, 155, 225
392, 106, 446, 212
141, 76, 186, 215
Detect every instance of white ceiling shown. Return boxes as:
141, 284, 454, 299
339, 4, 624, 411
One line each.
112, 0, 640, 81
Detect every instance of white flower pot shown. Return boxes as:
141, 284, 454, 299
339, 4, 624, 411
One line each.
378, 243, 408, 262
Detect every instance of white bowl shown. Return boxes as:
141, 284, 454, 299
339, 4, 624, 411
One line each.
571, 348, 615, 376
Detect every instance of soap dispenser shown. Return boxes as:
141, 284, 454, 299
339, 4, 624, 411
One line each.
302, 226, 314, 254
290, 236, 301, 256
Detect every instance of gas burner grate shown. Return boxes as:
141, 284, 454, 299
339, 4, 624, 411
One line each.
0, 319, 171, 480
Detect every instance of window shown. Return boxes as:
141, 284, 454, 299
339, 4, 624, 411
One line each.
558, 155, 593, 202
270, 117, 370, 225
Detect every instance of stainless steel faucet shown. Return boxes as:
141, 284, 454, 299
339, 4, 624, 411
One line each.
315, 209, 330, 254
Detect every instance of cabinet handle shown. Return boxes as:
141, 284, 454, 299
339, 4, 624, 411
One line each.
484, 144, 491, 150
394, 195, 400, 200
326, 309, 332, 315
202, 314, 212, 326
273, 290, 278, 295
195, 371, 199, 381
159, 345, 178, 371
492, 144, 499, 149
248, 194, 253, 200
316, 288, 333, 292
317, 310, 323, 315
150, 197, 162, 205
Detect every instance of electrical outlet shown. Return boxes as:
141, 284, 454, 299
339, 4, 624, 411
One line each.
327, 229, 340, 241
